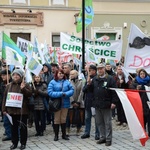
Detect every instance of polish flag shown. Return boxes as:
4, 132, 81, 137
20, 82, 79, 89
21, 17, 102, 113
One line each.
115, 89, 149, 146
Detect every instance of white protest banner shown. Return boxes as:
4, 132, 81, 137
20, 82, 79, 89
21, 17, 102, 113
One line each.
124, 24, 150, 73
6, 92, 23, 108
17, 37, 33, 57
60, 32, 122, 60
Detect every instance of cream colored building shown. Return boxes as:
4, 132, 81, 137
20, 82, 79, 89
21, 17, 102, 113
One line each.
0, 0, 150, 56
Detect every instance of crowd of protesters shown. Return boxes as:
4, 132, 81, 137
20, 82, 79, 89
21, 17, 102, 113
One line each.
0, 57, 150, 149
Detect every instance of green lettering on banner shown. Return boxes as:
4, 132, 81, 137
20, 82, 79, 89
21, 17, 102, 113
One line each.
95, 41, 111, 47
106, 42, 111, 47
7, 93, 10, 100
89, 48, 94, 53
76, 38, 81, 43
76, 46, 81, 53
104, 50, 109, 56
62, 44, 68, 50
95, 49, 99, 55
70, 36, 76, 42
68, 45, 75, 51
110, 51, 116, 57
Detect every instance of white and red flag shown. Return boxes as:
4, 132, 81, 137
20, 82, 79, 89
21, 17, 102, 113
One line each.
115, 89, 149, 146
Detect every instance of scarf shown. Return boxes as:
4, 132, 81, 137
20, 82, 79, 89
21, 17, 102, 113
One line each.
136, 75, 150, 85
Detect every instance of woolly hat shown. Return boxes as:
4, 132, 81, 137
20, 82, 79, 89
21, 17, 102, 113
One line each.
12, 69, 24, 78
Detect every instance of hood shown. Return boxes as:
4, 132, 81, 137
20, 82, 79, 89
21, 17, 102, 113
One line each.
43, 63, 52, 73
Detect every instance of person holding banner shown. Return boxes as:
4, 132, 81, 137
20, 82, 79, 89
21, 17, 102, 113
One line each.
81, 64, 100, 140
2, 69, 32, 150
130, 68, 150, 137
0, 69, 12, 141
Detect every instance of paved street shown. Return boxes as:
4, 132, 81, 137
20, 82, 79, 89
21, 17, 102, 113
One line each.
0, 117, 150, 150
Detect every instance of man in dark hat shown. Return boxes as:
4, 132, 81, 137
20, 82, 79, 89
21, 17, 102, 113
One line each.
81, 64, 100, 140
0, 69, 12, 141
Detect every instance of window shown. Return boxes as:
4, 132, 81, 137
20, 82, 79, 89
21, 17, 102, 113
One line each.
50, 0, 68, 6
52, 34, 60, 47
10, 0, 29, 5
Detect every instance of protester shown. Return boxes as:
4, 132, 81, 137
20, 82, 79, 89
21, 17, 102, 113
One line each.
66, 70, 84, 136
48, 68, 74, 141
69, 60, 78, 71
42, 63, 54, 126
2, 69, 32, 150
0, 69, 12, 141
81, 64, 100, 140
32, 75, 48, 136
87, 63, 117, 146
105, 63, 116, 76
130, 68, 150, 136
114, 65, 128, 127
105, 63, 116, 119
51, 63, 59, 75
63, 63, 72, 79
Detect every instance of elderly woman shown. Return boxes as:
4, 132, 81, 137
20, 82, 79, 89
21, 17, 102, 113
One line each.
130, 68, 150, 135
48, 68, 74, 141
66, 70, 84, 136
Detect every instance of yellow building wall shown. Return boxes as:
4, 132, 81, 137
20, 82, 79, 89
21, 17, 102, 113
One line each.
30, 0, 49, 6
68, 0, 81, 8
0, 0, 9, 5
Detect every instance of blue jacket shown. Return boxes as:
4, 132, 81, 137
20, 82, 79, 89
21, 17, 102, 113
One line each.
48, 79, 74, 108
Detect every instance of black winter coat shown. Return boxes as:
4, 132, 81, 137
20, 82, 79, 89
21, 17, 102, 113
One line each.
88, 74, 118, 109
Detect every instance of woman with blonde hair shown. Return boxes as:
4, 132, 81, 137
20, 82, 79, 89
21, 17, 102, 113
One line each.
66, 70, 84, 136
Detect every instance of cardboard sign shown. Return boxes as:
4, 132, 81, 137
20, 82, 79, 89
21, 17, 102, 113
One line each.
6, 92, 23, 108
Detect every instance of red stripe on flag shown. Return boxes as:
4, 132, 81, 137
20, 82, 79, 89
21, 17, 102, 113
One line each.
125, 90, 148, 146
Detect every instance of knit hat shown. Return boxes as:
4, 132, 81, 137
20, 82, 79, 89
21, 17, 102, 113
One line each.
0, 69, 11, 75
89, 65, 97, 71
12, 69, 24, 78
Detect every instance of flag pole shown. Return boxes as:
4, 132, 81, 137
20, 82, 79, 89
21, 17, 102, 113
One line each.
82, 0, 85, 75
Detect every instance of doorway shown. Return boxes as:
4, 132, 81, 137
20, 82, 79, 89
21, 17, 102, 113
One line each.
10, 33, 31, 43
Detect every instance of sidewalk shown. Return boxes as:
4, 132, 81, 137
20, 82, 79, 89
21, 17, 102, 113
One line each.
0, 118, 150, 150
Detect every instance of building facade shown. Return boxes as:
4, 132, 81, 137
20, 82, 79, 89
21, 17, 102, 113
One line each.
0, 0, 150, 56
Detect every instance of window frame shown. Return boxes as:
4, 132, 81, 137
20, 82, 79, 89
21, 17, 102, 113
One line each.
52, 33, 60, 47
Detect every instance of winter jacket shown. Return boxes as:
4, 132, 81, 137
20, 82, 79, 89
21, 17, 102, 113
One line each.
70, 78, 84, 108
33, 82, 48, 110
114, 73, 128, 89
2, 81, 32, 115
48, 79, 74, 108
83, 75, 96, 110
88, 74, 117, 109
